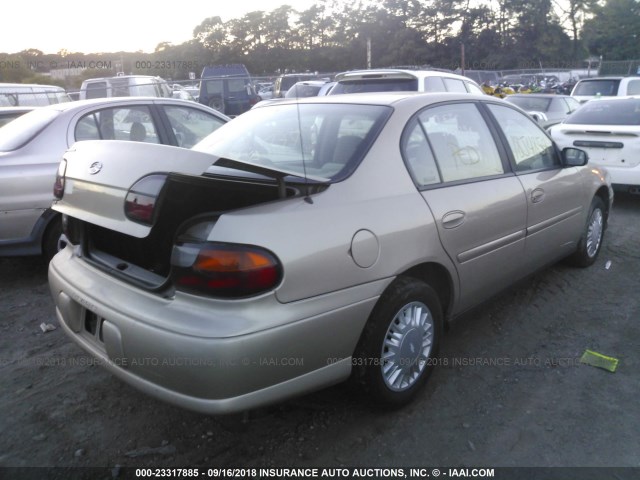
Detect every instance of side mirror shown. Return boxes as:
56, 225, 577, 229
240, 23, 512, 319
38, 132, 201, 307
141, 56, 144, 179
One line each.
562, 147, 588, 167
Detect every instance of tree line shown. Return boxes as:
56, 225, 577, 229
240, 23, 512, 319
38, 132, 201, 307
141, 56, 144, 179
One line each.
1, 0, 638, 87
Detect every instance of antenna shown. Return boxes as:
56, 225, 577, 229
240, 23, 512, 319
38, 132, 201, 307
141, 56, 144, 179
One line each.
293, 84, 313, 204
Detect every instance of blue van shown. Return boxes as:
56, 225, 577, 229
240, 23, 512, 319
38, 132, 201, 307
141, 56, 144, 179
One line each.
198, 64, 260, 116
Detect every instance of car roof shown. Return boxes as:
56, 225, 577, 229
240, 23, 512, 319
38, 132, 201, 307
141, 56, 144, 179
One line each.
508, 93, 571, 98
334, 69, 470, 82
0, 83, 66, 89
82, 75, 159, 82
257, 91, 490, 107
38, 96, 220, 113
0, 106, 37, 113
581, 95, 640, 102
576, 77, 625, 81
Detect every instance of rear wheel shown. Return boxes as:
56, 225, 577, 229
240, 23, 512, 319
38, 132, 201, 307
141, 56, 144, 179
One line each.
567, 196, 606, 267
352, 277, 443, 407
208, 96, 225, 113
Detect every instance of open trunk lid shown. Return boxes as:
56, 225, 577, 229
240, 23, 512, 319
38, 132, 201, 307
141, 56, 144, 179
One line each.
53, 141, 220, 238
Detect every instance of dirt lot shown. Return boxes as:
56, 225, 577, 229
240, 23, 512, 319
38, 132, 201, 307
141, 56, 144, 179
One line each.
1, 193, 639, 477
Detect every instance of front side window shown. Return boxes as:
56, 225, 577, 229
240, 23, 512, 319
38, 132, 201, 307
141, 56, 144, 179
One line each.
417, 103, 504, 182
74, 106, 159, 143
488, 104, 558, 172
163, 105, 226, 148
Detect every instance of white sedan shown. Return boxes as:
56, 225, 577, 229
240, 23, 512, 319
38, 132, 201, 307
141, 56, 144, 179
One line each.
550, 96, 640, 191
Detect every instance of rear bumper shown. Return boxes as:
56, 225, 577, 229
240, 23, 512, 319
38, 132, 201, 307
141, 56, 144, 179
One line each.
48, 248, 385, 414
600, 165, 640, 187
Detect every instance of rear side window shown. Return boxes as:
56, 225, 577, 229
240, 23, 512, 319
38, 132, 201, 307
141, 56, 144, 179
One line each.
414, 103, 504, 183
627, 80, 640, 95
75, 106, 160, 143
443, 78, 467, 93
423, 77, 446, 92
564, 98, 640, 126
466, 82, 484, 95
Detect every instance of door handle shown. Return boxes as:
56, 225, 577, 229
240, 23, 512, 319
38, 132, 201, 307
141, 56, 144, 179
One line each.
531, 188, 545, 204
442, 210, 466, 229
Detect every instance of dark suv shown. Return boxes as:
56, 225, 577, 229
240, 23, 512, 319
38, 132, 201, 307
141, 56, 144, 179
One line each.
198, 64, 261, 116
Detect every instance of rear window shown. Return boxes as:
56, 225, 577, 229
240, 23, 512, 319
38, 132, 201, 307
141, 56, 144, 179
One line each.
85, 82, 108, 99
285, 84, 322, 98
506, 96, 552, 112
565, 98, 640, 125
573, 79, 620, 97
193, 103, 391, 182
0, 109, 60, 151
330, 78, 418, 94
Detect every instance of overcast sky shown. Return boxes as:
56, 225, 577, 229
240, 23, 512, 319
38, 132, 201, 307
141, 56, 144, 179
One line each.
1, 0, 318, 54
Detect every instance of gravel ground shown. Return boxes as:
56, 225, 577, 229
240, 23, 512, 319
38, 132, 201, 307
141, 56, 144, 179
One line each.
1, 193, 639, 479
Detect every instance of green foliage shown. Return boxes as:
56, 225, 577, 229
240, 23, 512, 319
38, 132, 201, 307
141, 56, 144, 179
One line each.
582, 0, 640, 60
1, 0, 636, 82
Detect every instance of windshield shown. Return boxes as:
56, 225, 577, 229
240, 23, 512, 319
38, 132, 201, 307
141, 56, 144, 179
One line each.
565, 98, 640, 126
193, 103, 391, 182
573, 79, 620, 96
0, 108, 60, 151
330, 78, 418, 95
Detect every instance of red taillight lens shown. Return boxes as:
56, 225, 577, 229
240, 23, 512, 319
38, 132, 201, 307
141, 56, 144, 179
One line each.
171, 243, 282, 298
124, 174, 167, 225
53, 160, 67, 199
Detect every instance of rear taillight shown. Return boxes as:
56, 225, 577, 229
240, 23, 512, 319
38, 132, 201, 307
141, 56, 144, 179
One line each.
124, 174, 167, 225
53, 160, 67, 199
171, 242, 282, 298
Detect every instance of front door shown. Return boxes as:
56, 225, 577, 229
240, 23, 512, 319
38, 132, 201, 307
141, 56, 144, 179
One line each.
403, 102, 528, 313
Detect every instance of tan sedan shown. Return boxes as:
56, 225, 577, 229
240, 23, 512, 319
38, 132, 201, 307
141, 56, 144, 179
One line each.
49, 93, 612, 414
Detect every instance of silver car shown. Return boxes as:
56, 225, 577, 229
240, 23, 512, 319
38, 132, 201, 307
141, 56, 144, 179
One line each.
504, 93, 582, 129
0, 97, 228, 259
49, 93, 612, 414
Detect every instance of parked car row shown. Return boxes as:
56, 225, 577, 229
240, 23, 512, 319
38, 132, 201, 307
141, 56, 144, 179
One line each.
2, 65, 638, 416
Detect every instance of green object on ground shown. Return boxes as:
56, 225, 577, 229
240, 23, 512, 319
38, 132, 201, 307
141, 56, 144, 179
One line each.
580, 350, 619, 373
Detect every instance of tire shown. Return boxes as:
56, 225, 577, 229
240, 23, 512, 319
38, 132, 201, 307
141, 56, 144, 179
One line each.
352, 277, 443, 407
208, 96, 225, 113
567, 196, 606, 268
42, 216, 64, 262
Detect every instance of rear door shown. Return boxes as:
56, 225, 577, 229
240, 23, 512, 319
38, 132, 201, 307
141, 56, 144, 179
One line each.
485, 103, 586, 270
403, 101, 528, 313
